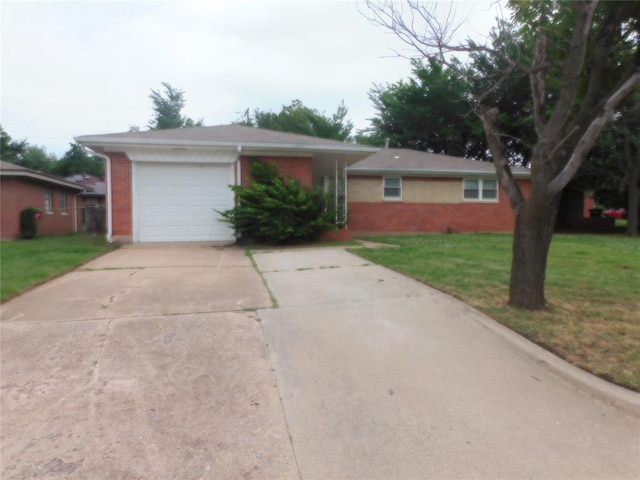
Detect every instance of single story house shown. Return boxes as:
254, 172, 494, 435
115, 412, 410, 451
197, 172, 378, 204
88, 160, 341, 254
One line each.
0, 161, 85, 239
75, 125, 532, 243
76, 125, 378, 243
346, 149, 531, 233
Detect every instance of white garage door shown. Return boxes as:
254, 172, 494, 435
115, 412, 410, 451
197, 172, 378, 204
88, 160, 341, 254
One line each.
135, 162, 235, 242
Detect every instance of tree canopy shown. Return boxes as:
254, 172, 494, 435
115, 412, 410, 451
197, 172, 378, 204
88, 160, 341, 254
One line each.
365, 0, 640, 309
147, 82, 204, 130
238, 99, 354, 141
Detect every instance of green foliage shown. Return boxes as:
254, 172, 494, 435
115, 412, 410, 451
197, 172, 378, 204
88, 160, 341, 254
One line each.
20, 145, 57, 172
239, 99, 353, 141
53, 142, 104, 177
1, 234, 117, 302
0, 124, 27, 164
148, 82, 204, 130
19, 207, 41, 239
218, 160, 332, 244
358, 59, 487, 157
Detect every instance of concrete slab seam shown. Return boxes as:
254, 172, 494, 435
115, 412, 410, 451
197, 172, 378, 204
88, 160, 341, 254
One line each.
256, 314, 303, 480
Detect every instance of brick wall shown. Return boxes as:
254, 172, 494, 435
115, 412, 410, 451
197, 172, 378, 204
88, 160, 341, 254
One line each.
240, 156, 313, 187
1, 177, 79, 239
107, 152, 133, 236
348, 177, 531, 233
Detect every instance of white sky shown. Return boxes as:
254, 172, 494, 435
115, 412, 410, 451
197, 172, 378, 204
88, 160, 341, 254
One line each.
1, 0, 502, 157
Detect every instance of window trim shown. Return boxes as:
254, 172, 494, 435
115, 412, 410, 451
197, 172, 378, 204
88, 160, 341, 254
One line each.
463, 178, 499, 202
383, 176, 402, 201
44, 188, 54, 213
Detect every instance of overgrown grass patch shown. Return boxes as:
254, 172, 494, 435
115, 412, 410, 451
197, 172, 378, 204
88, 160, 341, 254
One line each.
352, 233, 640, 391
1, 234, 117, 302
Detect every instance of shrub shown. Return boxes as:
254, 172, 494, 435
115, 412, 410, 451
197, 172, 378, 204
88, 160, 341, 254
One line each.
20, 207, 42, 239
218, 160, 333, 244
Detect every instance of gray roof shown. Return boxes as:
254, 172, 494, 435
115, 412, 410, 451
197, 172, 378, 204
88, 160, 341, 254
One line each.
1, 160, 85, 190
347, 149, 531, 178
76, 124, 379, 155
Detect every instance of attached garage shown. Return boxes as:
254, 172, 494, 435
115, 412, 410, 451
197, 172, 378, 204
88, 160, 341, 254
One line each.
75, 124, 379, 243
134, 162, 235, 242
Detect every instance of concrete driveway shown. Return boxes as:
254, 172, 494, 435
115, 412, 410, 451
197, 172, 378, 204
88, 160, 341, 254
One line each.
1, 245, 297, 480
2, 244, 639, 479
252, 247, 640, 480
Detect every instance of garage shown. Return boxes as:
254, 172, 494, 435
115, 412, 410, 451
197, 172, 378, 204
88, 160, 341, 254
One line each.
134, 162, 235, 242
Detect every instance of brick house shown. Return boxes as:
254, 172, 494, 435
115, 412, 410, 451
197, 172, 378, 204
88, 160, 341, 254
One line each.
76, 125, 377, 243
346, 149, 531, 234
75, 125, 534, 243
0, 161, 85, 239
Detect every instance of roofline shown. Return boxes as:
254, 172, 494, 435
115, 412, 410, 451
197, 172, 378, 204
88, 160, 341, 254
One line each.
1, 169, 86, 190
346, 167, 531, 178
74, 136, 380, 155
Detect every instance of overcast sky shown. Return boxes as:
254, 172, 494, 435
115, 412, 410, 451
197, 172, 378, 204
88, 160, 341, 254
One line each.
1, 0, 502, 157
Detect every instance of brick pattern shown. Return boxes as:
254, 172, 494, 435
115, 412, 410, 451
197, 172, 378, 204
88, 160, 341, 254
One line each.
347, 177, 532, 233
108, 153, 133, 236
240, 156, 313, 187
1, 178, 78, 239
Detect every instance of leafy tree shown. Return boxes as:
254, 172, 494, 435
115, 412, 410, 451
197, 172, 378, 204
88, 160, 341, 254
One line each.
365, 0, 640, 309
20, 145, 57, 172
148, 82, 204, 130
357, 59, 487, 156
0, 125, 27, 164
52, 143, 104, 178
218, 159, 332, 244
578, 91, 640, 236
239, 99, 354, 141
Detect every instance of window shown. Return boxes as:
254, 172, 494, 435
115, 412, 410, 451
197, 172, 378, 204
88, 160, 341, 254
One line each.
44, 188, 53, 213
60, 192, 68, 214
463, 179, 498, 201
383, 176, 402, 200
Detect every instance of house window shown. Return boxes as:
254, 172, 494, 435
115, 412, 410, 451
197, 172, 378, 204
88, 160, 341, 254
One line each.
463, 179, 498, 201
383, 176, 402, 200
60, 192, 68, 214
44, 188, 53, 213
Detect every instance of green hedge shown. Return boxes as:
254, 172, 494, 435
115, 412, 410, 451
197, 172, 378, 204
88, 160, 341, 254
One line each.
20, 207, 42, 239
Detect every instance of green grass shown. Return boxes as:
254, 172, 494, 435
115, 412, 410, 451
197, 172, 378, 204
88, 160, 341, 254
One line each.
351, 233, 640, 391
1, 234, 117, 302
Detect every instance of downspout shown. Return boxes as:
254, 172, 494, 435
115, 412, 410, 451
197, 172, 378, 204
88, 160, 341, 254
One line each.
73, 191, 83, 233
82, 147, 113, 243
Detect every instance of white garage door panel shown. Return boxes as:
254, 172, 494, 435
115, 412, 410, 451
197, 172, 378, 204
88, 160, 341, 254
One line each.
136, 162, 235, 242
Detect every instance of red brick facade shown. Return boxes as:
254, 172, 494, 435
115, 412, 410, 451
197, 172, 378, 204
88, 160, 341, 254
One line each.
240, 156, 313, 187
108, 152, 133, 236
347, 177, 531, 234
1, 177, 80, 239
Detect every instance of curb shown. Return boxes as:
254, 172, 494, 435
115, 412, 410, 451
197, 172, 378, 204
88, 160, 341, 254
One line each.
466, 306, 640, 418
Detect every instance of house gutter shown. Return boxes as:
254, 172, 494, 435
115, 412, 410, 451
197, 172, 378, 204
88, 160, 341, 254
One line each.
82, 147, 113, 243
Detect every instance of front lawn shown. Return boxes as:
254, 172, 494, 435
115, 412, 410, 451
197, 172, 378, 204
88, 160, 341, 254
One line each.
1, 234, 117, 302
352, 234, 640, 391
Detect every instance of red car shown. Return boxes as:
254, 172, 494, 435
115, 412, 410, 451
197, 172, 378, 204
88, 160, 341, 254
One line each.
603, 208, 626, 219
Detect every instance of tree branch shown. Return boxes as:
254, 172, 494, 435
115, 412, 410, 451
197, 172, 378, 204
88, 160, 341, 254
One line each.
480, 106, 525, 211
548, 70, 640, 195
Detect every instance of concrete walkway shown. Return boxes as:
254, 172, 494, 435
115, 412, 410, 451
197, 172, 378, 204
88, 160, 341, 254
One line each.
252, 247, 640, 479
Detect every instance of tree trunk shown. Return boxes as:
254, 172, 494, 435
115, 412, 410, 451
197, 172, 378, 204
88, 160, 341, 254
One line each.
509, 192, 562, 309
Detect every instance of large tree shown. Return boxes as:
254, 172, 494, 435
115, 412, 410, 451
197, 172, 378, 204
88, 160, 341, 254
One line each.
358, 59, 487, 156
0, 125, 27, 164
147, 82, 204, 130
365, 0, 640, 309
53, 142, 104, 178
239, 99, 354, 141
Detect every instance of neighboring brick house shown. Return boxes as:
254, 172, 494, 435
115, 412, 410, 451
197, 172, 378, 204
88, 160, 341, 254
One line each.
0, 161, 85, 239
346, 149, 532, 234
